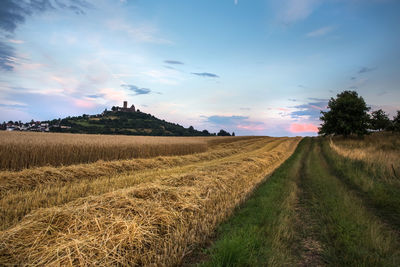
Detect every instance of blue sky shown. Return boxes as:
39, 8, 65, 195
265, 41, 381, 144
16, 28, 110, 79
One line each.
1, 0, 399, 136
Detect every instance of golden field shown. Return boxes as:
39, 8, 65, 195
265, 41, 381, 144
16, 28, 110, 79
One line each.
0, 133, 300, 266
330, 132, 400, 180
0, 131, 228, 170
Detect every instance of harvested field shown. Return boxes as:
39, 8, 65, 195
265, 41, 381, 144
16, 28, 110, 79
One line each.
0, 132, 249, 170
0, 136, 300, 265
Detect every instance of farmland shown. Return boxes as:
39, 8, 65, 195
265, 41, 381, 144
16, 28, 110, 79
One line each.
0, 133, 300, 265
200, 134, 400, 266
0, 131, 217, 170
1, 132, 399, 266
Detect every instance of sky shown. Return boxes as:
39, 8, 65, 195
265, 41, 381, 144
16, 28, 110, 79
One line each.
0, 0, 399, 136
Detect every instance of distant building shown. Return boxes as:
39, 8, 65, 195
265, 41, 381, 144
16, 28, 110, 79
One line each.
116, 101, 136, 112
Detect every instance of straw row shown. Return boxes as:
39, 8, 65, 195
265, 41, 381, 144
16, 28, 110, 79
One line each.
0, 137, 300, 265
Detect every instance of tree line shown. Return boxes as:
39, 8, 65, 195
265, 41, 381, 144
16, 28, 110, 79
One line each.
319, 90, 400, 136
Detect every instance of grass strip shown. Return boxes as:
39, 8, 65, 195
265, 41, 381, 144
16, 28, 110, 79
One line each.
199, 138, 309, 266
301, 138, 400, 266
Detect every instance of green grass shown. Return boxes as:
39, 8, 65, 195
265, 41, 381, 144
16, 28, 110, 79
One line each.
302, 139, 399, 266
320, 139, 400, 229
198, 137, 400, 266
199, 138, 309, 266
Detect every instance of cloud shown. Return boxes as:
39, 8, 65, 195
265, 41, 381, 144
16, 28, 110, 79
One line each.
0, 91, 104, 122
0, 41, 15, 71
164, 60, 184, 65
278, 0, 321, 25
74, 99, 96, 108
107, 19, 172, 44
289, 123, 319, 133
237, 124, 265, 131
163, 65, 176, 70
289, 100, 328, 121
306, 26, 334, 37
205, 115, 266, 133
0, 0, 90, 33
278, 107, 290, 112
207, 115, 248, 125
0, 99, 27, 108
121, 84, 151, 95
0, 0, 31, 33
358, 66, 376, 74
86, 94, 105, 99
7, 39, 24, 44
192, 72, 219, 78
0, 0, 90, 71
240, 107, 251, 111
141, 69, 183, 85
308, 97, 328, 102
234, 0, 238, 5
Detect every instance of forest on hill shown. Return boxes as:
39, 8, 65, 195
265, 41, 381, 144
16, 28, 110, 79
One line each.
45, 110, 232, 136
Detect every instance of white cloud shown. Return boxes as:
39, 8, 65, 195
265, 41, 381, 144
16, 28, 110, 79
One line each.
278, 0, 321, 24
0, 100, 27, 107
107, 19, 172, 44
141, 68, 185, 85
306, 26, 334, 37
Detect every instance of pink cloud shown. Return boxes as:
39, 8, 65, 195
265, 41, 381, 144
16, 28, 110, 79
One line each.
309, 104, 324, 110
277, 107, 290, 111
100, 88, 128, 102
8, 39, 24, 44
237, 124, 265, 131
289, 123, 318, 133
74, 99, 96, 109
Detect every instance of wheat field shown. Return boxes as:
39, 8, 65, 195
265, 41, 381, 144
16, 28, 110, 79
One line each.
0, 131, 232, 170
0, 134, 300, 265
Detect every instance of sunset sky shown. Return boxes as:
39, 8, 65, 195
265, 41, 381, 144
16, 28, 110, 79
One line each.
1, 0, 399, 136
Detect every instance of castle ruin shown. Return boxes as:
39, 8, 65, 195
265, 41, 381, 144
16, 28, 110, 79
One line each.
117, 101, 136, 112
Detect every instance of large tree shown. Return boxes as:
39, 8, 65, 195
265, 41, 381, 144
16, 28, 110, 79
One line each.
370, 109, 391, 131
319, 90, 370, 136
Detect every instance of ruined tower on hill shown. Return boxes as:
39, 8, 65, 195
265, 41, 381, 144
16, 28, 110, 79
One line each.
118, 101, 135, 112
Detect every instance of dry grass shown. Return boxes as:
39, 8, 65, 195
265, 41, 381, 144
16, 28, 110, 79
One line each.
0, 136, 264, 194
330, 132, 400, 180
0, 137, 269, 230
0, 136, 301, 266
0, 132, 239, 170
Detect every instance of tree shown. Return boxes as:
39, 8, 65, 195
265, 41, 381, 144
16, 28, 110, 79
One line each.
232, 132, 235, 136
319, 90, 370, 137
217, 129, 231, 136
202, 129, 210, 136
370, 109, 391, 131
392, 111, 400, 132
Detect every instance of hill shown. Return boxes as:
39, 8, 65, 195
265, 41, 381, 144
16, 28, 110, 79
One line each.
46, 109, 215, 136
